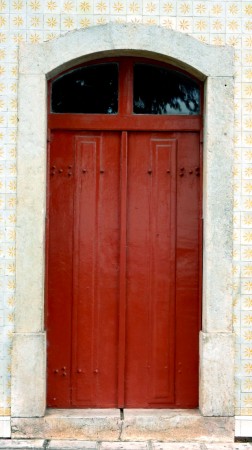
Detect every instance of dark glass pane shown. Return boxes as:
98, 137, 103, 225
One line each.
51, 63, 118, 113
134, 64, 200, 115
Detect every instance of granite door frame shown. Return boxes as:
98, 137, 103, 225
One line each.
12, 23, 235, 418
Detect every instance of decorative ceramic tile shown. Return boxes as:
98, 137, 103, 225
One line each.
242, 295, 252, 311
177, 2, 192, 16
211, 4, 225, 18
193, 17, 209, 33
193, 2, 209, 17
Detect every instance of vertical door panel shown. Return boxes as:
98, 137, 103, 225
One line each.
175, 132, 200, 407
125, 133, 177, 407
47, 131, 74, 407
148, 138, 177, 405
71, 133, 121, 407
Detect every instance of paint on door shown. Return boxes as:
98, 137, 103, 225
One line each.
46, 129, 201, 408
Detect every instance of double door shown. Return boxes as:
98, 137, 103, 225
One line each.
46, 129, 201, 408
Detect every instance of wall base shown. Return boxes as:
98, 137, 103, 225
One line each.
11, 409, 234, 442
0, 417, 11, 438
235, 416, 252, 438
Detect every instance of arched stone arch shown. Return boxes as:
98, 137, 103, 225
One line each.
12, 23, 235, 421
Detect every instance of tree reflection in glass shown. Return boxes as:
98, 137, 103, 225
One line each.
134, 64, 200, 115
51, 63, 118, 114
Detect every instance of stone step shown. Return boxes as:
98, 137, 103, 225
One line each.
11, 409, 234, 442
0, 440, 252, 450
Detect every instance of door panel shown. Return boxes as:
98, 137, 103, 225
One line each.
125, 134, 176, 407
47, 131, 74, 407
175, 132, 200, 407
46, 130, 200, 408
71, 133, 121, 407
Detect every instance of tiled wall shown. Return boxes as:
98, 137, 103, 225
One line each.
0, 0, 251, 418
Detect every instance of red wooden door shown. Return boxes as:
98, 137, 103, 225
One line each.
46, 129, 200, 408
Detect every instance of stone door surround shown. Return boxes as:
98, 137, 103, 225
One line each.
12, 23, 235, 418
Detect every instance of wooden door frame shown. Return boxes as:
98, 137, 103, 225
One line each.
12, 23, 235, 420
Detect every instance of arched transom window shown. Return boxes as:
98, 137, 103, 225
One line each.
50, 58, 201, 116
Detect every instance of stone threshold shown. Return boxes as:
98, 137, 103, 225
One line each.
11, 409, 234, 442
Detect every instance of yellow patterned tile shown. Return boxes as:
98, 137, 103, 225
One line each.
111, 0, 127, 15
94, 0, 109, 14
242, 377, 252, 391
77, 0, 93, 13
45, 0, 61, 13
95, 15, 108, 24
177, 16, 192, 32
227, 2, 241, 17
61, 14, 76, 29
11, 0, 25, 12
242, 312, 252, 329
243, 34, 252, 49
77, 15, 93, 26
240, 407, 252, 415
44, 30, 60, 40
241, 392, 252, 407
63, 0, 77, 13
161, 1, 175, 16
226, 18, 241, 34
193, 17, 209, 33
243, 2, 252, 18
10, 14, 26, 29
193, 2, 208, 16
241, 279, 252, 294
28, 14, 43, 28
28, 0, 42, 12
210, 34, 225, 46
210, 2, 224, 18
177, 1, 192, 16
143, 15, 159, 25
242, 17, 252, 34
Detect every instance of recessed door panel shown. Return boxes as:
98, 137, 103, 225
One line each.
47, 131, 74, 407
71, 133, 121, 407
125, 133, 176, 407
175, 132, 200, 407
